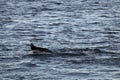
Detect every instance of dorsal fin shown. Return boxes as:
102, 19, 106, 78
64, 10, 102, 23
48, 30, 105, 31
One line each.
30, 43, 36, 50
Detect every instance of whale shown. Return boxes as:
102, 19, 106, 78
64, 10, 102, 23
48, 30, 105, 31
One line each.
30, 43, 52, 54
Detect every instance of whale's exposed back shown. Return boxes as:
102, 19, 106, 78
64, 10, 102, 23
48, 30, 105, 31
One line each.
30, 43, 52, 53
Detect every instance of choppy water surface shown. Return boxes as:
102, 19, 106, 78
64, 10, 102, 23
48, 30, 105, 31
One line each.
0, 0, 120, 80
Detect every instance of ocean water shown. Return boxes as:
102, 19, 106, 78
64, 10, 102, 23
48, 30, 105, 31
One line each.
0, 0, 120, 80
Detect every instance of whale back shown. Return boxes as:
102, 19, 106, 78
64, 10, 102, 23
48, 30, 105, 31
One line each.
30, 43, 52, 52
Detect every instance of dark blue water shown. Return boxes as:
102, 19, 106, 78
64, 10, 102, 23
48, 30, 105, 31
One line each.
0, 0, 120, 79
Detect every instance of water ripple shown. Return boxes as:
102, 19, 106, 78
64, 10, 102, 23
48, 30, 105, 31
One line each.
0, 0, 120, 79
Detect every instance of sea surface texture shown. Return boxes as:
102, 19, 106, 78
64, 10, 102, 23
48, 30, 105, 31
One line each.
0, 0, 120, 80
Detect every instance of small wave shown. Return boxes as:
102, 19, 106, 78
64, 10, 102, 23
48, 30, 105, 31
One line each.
0, 56, 20, 61
6, 67, 28, 72
20, 62, 37, 67
49, 1, 63, 5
